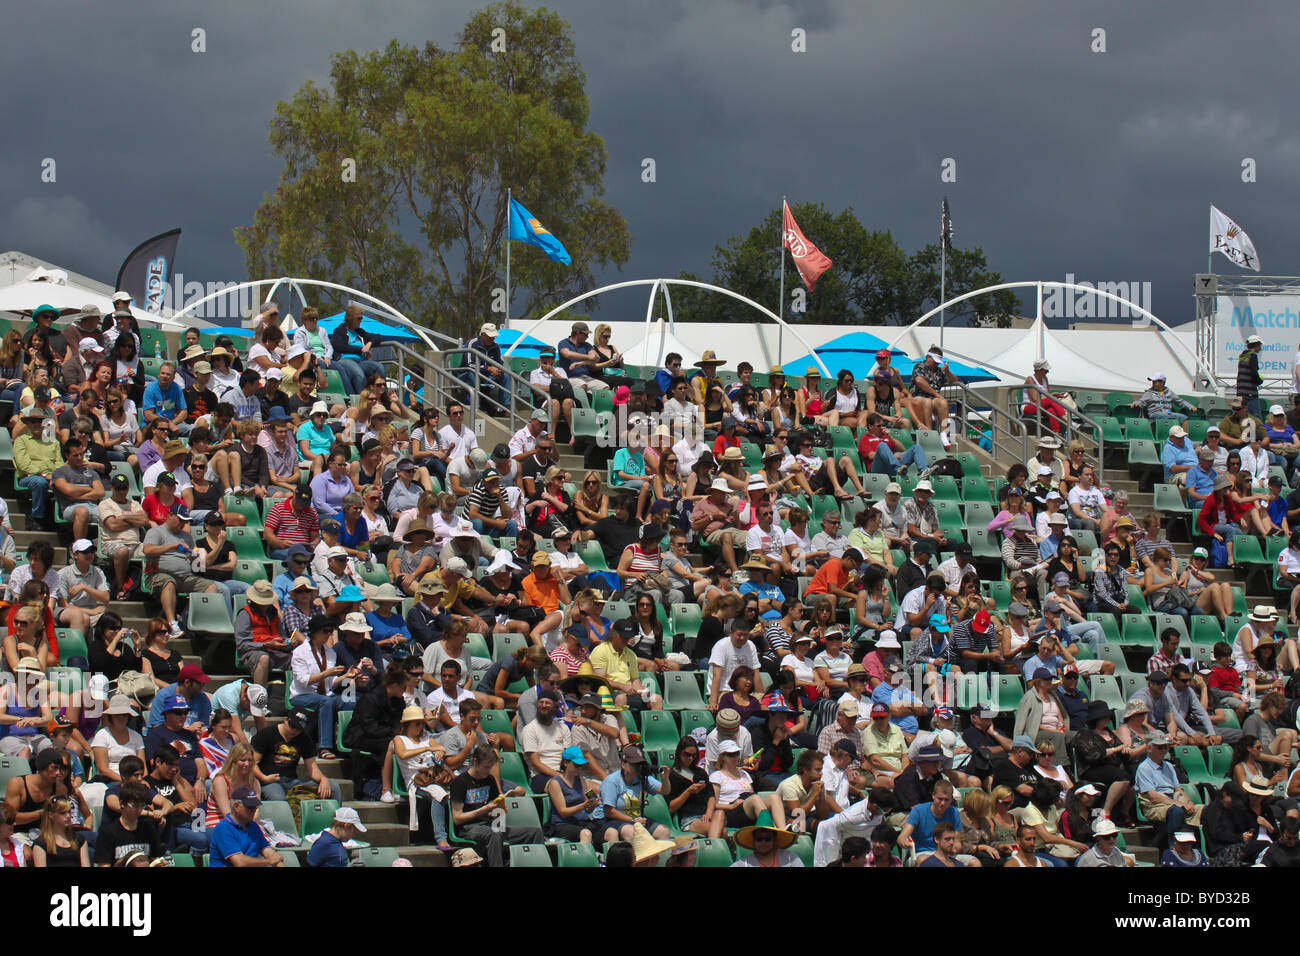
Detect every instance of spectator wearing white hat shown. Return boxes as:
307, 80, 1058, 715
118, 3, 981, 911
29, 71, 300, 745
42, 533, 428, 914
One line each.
1266, 403, 1300, 470
1026, 434, 1064, 484
305, 805, 368, 868
1131, 371, 1196, 424
1022, 359, 1072, 435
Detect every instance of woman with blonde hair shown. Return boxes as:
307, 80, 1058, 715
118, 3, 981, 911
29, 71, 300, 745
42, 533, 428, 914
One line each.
573, 470, 608, 528
590, 323, 624, 379
204, 742, 260, 829
959, 788, 1003, 866
30, 794, 89, 867
989, 785, 1020, 854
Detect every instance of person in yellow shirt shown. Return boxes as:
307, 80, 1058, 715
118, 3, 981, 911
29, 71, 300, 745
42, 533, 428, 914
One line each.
589, 625, 663, 711
14, 406, 63, 529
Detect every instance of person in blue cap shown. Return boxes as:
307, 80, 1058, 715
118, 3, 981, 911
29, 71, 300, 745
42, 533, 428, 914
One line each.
272, 543, 314, 606
209, 785, 284, 867
906, 612, 957, 704
543, 744, 607, 846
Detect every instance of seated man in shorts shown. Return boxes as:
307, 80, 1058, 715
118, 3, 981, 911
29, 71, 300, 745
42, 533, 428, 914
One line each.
142, 502, 220, 638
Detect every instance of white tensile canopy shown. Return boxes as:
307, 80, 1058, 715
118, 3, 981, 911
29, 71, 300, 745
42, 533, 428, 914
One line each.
616, 318, 702, 367
0, 267, 186, 328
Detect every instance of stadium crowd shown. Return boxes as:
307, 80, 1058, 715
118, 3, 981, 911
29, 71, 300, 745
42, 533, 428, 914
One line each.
1, 304, 1300, 869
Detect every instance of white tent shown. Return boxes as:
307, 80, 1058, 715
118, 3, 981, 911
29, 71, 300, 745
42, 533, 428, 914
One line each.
617, 318, 702, 367
0, 266, 186, 328
975, 318, 1201, 393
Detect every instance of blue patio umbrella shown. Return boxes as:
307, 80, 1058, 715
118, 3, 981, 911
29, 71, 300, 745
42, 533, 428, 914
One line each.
781, 330, 907, 379
496, 328, 550, 354
318, 310, 421, 342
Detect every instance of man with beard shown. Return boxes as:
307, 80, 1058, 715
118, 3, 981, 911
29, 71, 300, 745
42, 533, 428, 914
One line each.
519, 690, 572, 793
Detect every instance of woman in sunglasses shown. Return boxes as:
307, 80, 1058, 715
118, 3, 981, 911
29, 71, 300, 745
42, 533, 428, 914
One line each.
410, 406, 450, 485
573, 470, 608, 528
825, 369, 864, 429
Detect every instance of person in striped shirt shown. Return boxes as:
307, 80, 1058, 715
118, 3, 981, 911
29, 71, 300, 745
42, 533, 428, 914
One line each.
263, 485, 321, 561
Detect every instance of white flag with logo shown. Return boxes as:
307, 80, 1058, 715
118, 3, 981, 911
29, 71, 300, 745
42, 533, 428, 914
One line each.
1210, 205, 1260, 271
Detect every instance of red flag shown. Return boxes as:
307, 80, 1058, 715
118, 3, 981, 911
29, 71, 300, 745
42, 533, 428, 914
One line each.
782, 201, 833, 291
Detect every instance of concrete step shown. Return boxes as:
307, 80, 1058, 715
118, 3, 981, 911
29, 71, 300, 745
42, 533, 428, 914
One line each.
396, 846, 449, 867
348, 821, 410, 847
349, 800, 404, 824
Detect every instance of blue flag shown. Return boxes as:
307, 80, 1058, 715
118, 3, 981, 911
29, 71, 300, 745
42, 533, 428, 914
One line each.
508, 197, 571, 265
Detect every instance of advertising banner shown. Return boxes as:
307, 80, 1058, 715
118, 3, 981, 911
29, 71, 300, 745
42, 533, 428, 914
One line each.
1213, 294, 1298, 380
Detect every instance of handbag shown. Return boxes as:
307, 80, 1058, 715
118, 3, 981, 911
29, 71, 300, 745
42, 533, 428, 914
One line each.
114, 670, 156, 705
549, 378, 575, 401
1159, 585, 1197, 611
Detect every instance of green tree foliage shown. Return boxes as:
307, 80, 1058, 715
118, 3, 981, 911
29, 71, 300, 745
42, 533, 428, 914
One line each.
677, 204, 1017, 328
237, 2, 630, 340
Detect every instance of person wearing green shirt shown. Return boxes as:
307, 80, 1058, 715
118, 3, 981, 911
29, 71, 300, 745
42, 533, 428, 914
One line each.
14, 406, 63, 527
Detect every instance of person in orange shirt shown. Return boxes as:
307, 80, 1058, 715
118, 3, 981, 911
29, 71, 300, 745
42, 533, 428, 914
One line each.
804, 548, 868, 621
522, 551, 571, 648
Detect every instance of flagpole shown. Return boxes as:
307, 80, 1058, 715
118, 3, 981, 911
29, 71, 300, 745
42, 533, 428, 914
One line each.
940, 199, 947, 351
1208, 203, 1213, 276
777, 197, 786, 365
505, 187, 512, 330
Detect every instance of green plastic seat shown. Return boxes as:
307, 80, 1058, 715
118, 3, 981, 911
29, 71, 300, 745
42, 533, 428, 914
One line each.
1121, 614, 1156, 648
225, 526, 269, 562
556, 841, 600, 868
671, 603, 702, 638
257, 800, 303, 848
640, 711, 681, 753
694, 838, 735, 867
679, 710, 714, 737
187, 592, 234, 635
355, 847, 402, 867
1190, 616, 1224, 647
662, 672, 708, 710
0, 756, 30, 790
1152, 614, 1189, 645
232, 561, 269, 586
1173, 746, 1219, 787
223, 495, 264, 530
479, 709, 515, 742
1089, 675, 1125, 714
55, 629, 89, 663
297, 799, 341, 838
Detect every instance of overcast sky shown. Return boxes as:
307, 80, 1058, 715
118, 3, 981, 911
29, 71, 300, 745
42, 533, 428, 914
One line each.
3, 0, 1296, 328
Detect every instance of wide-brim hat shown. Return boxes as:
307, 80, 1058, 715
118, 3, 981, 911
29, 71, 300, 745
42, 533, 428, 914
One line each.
246, 580, 277, 605
1122, 698, 1149, 719
740, 554, 770, 573
692, 350, 726, 367
1085, 700, 1113, 724
631, 822, 677, 863
1249, 605, 1279, 624
400, 704, 426, 724
560, 673, 611, 697
734, 810, 796, 851
1242, 775, 1274, 797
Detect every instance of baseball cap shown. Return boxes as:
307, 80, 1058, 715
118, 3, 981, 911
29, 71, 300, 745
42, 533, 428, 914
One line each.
246, 684, 269, 718
286, 710, 310, 731
178, 663, 209, 684
161, 694, 189, 713
972, 610, 993, 634
230, 786, 261, 808
71, 538, 95, 554
717, 739, 741, 755
837, 698, 860, 717
870, 702, 890, 717
332, 806, 368, 832
110, 473, 130, 490
561, 745, 588, 765
1010, 734, 1041, 753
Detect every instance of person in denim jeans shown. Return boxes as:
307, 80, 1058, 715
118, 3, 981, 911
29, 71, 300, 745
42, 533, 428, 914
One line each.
858, 414, 929, 477
14, 406, 62, 527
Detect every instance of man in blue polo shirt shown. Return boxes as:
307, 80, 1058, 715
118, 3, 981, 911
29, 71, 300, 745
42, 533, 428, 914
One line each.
209, 786, 284, 867
1160, 425, 1197, 486
141, 361, 191, 436
898, 777, 961, 855
1183, 446, 1218, 508
145, 663, 213, 731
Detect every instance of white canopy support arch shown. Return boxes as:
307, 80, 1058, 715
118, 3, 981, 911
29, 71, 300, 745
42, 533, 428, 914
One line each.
165, 277, 442, 350
884, 281, 1216, 391
502, 278, 831, 375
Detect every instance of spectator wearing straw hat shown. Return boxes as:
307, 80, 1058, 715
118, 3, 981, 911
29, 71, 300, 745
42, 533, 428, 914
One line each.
730, 810, 803, 867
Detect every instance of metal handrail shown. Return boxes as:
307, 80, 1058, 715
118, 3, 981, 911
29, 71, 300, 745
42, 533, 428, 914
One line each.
383, 339, 537, 437
951, 379, 1107, 478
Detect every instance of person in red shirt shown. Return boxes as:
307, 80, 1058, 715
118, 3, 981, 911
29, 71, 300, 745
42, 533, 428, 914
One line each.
1206, 641, 1249, 726
1197, 473, 1249, 563
141, 472, 182, 525
712, 417, 742, 459
857, 413, 929, 478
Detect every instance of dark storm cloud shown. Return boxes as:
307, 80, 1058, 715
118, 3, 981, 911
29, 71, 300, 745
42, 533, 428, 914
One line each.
3, 0, 1297, 326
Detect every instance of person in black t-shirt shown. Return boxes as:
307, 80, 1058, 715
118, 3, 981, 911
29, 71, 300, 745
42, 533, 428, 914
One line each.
250, 712, 337, 801
145, 745, 209, 853
184, 364, 220, 426
991, 737, 1041, 808
94, 781, 164, 866
285, 368, 319, 424
590, 493, 639, 566
449, 744, 544, 867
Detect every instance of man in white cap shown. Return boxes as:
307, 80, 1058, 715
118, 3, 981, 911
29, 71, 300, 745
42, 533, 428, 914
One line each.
462, 321, 507, 413
306, 805, 368, 867
1075, 816, 1133, 867
1023, 359, 1073, 435
903, 480, 947, 550
56, 538, 109, 634
1160, 424, 1197, 486
1132, 371, 1196, 424
909, 346, 957, 430
208, 678, 271, 743
689, 477, 748, 573
446, 444, 486, 505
